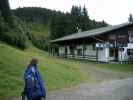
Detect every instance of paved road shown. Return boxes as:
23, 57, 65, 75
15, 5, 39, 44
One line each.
46, 78, 133, 100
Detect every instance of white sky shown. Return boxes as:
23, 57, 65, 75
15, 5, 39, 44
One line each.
9, 0, 133, 25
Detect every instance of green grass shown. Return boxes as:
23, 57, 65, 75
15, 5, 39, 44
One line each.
30, 23, 50, 38
96, 63, 133, 73
0, 43, 87, 98
73, 59, 133, 74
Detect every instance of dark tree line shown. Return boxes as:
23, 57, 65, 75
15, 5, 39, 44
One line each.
0, 0, 13, 24
0, 0, 27, 49
50, 6, 108, 39
13, 6, 108, 39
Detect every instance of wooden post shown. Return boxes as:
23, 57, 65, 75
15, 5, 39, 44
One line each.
65, 46, 67, 58
82, 45, 85, 59
96, 47, 99, 63
48, 44, 51, 56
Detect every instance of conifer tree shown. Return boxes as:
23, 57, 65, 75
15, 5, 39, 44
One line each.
0, 0, 13, 24
128, 14, 133, 22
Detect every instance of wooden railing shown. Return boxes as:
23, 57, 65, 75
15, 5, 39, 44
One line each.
59, 54, 97, 61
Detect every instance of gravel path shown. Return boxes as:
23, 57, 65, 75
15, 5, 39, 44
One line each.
46, 78, 133, 100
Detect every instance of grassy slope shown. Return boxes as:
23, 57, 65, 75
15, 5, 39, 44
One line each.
30, 23, 50, 38
0, 43, 87, 98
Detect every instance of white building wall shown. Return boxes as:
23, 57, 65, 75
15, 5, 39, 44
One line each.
119, 43, 133, 61
98, 48, 109, 62
75, 45, 83, 58
67, 46, 70, 55
59, 46, 65, 56
118, 48, 127, 61
58, 43, 133, 62
84, 45, 96, 56
75, 45, 97, 56
76, 45, 83, 49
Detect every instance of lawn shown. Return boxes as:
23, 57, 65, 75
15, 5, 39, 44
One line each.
0, 43, 87, 99
96, 63, 133, 73
67, 59, 133, 74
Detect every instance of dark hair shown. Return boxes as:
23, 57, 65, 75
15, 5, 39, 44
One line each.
30, 58, 38, 65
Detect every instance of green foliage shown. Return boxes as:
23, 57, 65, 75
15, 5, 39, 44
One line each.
13, 7, 53, 24
0, 16, 27, 49
71, 6, 82, 17
28, 33, 49, 51
2, 29, 27, 49
50, 13, 75, 39
0, 0, 13, 25
0, 15, 9, 33
13, 7, 108, 40
0, 1, 27, 49
50, 5, 108, 39
26, 23, 50, 51
128, 14, 133, 22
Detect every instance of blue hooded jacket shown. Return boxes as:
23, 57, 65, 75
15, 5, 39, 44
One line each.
24, 64, 46, 100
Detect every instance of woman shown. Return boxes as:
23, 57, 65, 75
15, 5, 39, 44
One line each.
24, 59, 46, 100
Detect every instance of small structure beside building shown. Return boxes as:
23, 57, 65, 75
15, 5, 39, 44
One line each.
50, 22, 133, 63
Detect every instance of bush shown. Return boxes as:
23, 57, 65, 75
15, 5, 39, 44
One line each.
0, 16, 9, 32
2, 29, 27, 49
27, 31, 49, 51
0, 16, 27, 49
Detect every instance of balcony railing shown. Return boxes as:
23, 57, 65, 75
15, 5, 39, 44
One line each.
59, 54, 97, 61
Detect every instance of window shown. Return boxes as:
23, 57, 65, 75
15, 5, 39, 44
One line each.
127, 49, 133, 59
128, 31, 133, 43
109, 49, 114, 57
127, 49, 133, 56
129, 35, 133, 43
92, 44, 96, 50
77, 49, 82, 56
69, 46, 75, 55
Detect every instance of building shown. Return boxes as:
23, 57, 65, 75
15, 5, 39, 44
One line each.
51, 22, 133, 63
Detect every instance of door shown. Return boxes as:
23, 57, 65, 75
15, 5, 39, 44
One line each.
114, 48, 118, 61
109, 48, 118, 61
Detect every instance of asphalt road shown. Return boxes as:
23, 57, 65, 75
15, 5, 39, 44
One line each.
46, 78, 133, 100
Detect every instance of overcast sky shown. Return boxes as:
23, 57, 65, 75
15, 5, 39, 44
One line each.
9, 0, 133, 25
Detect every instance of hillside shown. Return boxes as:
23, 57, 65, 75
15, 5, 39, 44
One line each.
30, 23, 50, 38
13, 7, 108, 39
0, 43, 86, 99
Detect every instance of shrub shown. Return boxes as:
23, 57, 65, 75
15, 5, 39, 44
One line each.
27, 31, 49, 51
0, 28, 27, 49
0, 16, 27, 49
